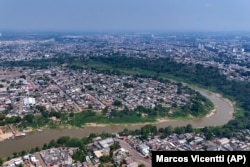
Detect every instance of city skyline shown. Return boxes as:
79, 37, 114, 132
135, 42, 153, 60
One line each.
1, 0, 250, 32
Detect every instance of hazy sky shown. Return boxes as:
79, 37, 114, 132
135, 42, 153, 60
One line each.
1, 0, 250, 32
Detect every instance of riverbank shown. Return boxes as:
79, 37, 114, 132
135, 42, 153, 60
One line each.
0, 85, 234, 158
0, 132, 13, 142
0, 87, 234, 157
0, 85, 232, 141
2, 103, 216, 137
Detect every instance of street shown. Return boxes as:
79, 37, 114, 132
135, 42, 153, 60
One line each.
117, 139, 152, 167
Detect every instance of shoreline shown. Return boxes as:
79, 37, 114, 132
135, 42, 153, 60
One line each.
0, 105, 217, 141
0, 85, 235, 158
0, 84, 235, 143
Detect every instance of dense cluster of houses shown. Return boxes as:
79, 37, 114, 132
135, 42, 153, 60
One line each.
0, 67, 192, 117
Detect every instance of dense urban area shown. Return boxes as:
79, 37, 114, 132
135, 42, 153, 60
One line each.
0, 32, 250, 166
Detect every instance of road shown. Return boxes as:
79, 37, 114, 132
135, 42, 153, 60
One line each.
117, 139, 151, 167
34, 152, 47, 167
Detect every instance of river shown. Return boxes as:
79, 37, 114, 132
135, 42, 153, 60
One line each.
0, 86, 234, 158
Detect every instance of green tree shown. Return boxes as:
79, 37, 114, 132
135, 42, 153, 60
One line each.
174, 127, 185, 134
185, 124, 193, 133
138, 164, 146, 167
0, 158, 3, 166
69, 112, 74, 117
164, 126, 173, 135
72, 149, 86, 162
13, 152, 18, 158
21, 150, 27, 156
100, 155, 111, 163
43, 143, 48, 150
0, 113, 5, 120
35, 146, 41, 152
204, 131, 213, 140
159, 128, 164, 133
57, 136, 70, 145
67, 138, 81, 147
48, 139, 56, 148
102, 107, 109, 115
24, 114, 34, 123
113, 100, 122, 107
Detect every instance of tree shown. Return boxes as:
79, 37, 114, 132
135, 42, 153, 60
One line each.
0, 113, 5, 121
72, 150, 86, 162
0, 158, 3, 166
13, 152, 18, 158
164, 126, 173, 135
98, 164, 104, 167
113, 100, 122, 107
48, 139, 56, 148
57, 136, 70, 145
204, 131, 213, 140
138, 164, 145, 167
110, 142, 121, 152
69, 112, 74, 117
5, 116, 21, 123
159, 127, 164, 133
185, 124, 193, 133
100, 155, 111, 163
102, 107, 109, 115
67, 138, 81, 147
24, 114, 34, 123
174, 127, 185, 134
21, 150, 27, 156
35, 146, 41, 152
43, 143, 48, 150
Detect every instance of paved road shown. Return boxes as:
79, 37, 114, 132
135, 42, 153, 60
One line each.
34, 152, 46, 167
117, 139, 151, 167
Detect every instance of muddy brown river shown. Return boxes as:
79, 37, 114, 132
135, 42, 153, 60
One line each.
0, 86, 234, 158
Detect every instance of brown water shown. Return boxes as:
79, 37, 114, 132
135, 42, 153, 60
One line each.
0, 87, 234, 158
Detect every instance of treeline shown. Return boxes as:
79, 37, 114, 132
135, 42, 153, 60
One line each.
0, 113, 21, 126
119, 124, 237, 141
0, 56, 87, 69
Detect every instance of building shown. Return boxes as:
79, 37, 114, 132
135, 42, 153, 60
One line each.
98, 138, 114, 148
23, 97, 36, 106
217, 138, 230, 145
138, 144, 150, 157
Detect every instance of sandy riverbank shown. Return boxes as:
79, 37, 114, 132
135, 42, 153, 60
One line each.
214, 93, 234, 116
0, 132, 13, 142
206, 108, 217, 118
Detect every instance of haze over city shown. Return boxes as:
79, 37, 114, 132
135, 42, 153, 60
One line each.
1, 1, 250, 167
0, 0, 250, 32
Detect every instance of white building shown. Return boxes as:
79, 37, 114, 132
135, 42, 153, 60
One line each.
23, 97, 36, 106
138, 144, 150, 156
